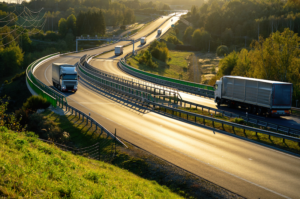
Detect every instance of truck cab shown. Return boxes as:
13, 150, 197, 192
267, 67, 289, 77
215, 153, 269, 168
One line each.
214, 78, 222, 105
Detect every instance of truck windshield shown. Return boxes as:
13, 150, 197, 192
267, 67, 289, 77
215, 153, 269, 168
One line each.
63, 74, 77, 80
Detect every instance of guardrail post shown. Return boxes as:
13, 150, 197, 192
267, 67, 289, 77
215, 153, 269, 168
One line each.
212, 121, 215, 128
232, 126, 235, 134
82, 114, 84, 122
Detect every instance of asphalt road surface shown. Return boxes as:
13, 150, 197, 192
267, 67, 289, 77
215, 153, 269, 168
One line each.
33, 13, 300, 199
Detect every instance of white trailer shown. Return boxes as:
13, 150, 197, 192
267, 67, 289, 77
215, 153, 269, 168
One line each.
115, 46, 123, 56
52, 63, 78, 92
214, 76, 293, 116
140, 37, 147, 45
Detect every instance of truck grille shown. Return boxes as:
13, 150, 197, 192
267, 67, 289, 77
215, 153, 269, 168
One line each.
66, 85, 74, 90
64, 81, 77, 86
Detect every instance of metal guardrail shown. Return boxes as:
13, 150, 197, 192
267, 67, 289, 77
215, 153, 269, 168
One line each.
180, 100, 300, 136
83, 54, 181, 102
151, 102, 300, 144
78, 61, 173, 104
78, 59, 300, 145
63, 103, 127, 147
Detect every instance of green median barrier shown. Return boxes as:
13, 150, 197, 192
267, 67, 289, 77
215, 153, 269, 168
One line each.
121, 60, 215, 91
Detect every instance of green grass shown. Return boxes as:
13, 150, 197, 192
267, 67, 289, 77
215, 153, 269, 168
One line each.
127, 51, 193, 81
155, 107, 300, 154
0, 127, 182, 198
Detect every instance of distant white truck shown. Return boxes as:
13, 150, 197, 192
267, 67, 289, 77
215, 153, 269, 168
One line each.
214, 76, 293, 116
140, 37, 147, 45
52, 63, 78, 92
115, 46, 123, 56
157, 29, 162, 35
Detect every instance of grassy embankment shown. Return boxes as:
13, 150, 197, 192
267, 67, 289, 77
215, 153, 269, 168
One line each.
0, 127, 182, 198
0, 108, 235, 198
155, 106, 300, 154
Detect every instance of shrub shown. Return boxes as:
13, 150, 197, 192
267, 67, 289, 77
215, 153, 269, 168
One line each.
216, 45, 229, 56
120, 25, 126, 30
167, 35, 183, 45
22, 96, 50, 113
27, 113, 66, 143
233, 118, 245, 124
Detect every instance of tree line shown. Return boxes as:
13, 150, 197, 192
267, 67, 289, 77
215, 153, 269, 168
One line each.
184, 0, 300, 51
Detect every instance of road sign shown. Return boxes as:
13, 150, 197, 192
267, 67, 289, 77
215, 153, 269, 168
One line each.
171, 24, 175, 28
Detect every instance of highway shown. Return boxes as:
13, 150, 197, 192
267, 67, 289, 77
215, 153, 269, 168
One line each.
33, 13, 300, 199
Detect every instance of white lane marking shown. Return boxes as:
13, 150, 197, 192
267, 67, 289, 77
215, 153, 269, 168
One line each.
45, 63, 52, 85
67, 88, 290, 199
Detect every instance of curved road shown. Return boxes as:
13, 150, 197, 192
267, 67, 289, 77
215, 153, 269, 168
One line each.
34, 13, 300, 199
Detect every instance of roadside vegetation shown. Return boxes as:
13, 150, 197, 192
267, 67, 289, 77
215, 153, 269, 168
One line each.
0, 128, 183, 198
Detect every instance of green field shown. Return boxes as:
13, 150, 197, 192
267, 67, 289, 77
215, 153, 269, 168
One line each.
134, 14, 150, 23
128, 50, 193, 81
0, 127, 183, 198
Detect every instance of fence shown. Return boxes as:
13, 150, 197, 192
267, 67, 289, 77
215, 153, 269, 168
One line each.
39, 137, 117, 161
179, 100, 300, 137
151, 102, 300, 145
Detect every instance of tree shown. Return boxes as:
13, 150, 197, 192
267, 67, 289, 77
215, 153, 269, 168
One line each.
0, 44, 24, 76
183, 26, 194, 43
217, 51, 238, 77
66, 14, 76, 34
58, 18, 68, 37
162, 4, 171, 10
192, 28, 210, 50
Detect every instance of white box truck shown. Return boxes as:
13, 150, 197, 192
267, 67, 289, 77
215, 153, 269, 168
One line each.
214, 76, 293, 116
115, 46, 123, 56
52, 63, 78, 92
140, 37, 147, 45
157, 29, 162, 35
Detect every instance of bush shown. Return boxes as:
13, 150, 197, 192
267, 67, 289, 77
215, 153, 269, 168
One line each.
216, 45, 229, 56
232, 118, 245, 124
149, 41, 169, 62
11, 72, 25, 83
167, 35, 183, 45
120, 25, 126, 30
27, 113, 67, 143
22, 96, 50, 114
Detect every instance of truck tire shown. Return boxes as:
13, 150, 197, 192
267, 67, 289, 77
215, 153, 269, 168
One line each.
216, 98, 221, 106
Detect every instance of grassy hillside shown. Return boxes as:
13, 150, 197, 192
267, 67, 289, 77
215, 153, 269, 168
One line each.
0, 127, 182, 198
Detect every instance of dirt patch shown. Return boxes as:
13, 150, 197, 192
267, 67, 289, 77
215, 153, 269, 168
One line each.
194, 53, 222, 84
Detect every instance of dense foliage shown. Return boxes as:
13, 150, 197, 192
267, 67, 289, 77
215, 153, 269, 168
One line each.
149, 40, 169, 62
185, 0, 300, 50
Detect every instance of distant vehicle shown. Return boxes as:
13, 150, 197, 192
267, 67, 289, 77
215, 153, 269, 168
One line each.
52, 63, 78, 92
171, 19, 173, 21
140, 37, 147, 45
214, 76, 293, 117
115, 46, 123, 56
157, 29, 162, 35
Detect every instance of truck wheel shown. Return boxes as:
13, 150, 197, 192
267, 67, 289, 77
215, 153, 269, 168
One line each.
216, 99, 221, 106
